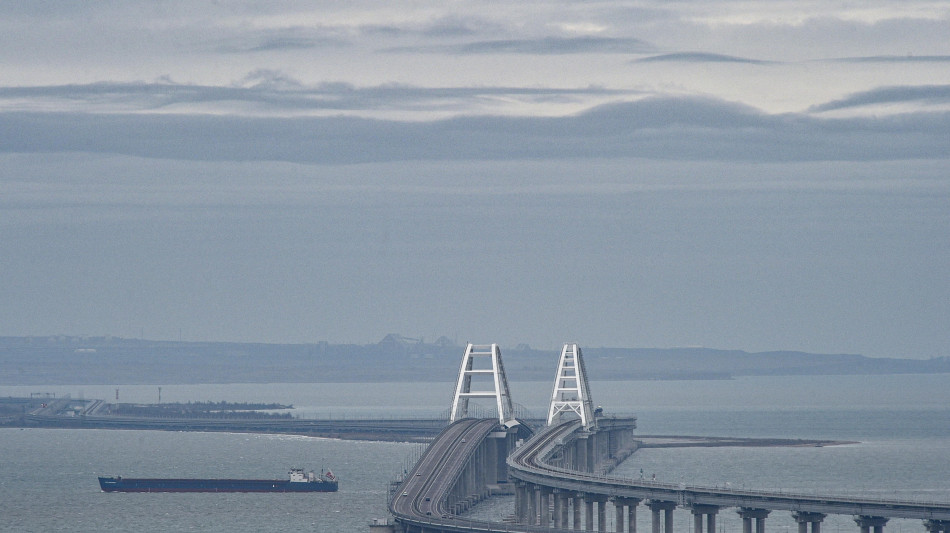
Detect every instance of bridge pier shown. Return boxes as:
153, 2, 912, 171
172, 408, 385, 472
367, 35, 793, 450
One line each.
738, 508, 771, 533
527, 483, 539, 525
598, 430, 610, 470
690, 504, 719, 533
513, 481, 530, 524
793, 511, 827, 533
561, 492, 571, 528
550, 489, 569, 528
925, 520, 950, 533
648, 500, 676, 533
494, 429, 514, 485
539, 487, 552, 527
588, 431, 599, 473
576, 432, 591, 473
513, 481, 522, 522
616, 499, 626, 533
588, 430, 600, 472
585, 495, 596, 530
593, 495, 609, 532
574, 493, 584, 530
627, 498, 640, 533
607, 428, 619, 459
855, 516, 888, 533
612, 497, 641, 533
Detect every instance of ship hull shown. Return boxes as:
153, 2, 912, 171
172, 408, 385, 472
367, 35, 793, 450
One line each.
98, 477, 338, 493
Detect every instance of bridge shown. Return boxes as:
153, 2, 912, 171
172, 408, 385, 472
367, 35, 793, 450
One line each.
382, 343, 950, 533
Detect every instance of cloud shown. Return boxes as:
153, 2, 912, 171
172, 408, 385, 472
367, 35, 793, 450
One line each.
213, 27, 351, 53
361, 15, 502, 38
634, 52, 772, 64
2, 96, 947, 165
385, 36, 653, 55
810, 85, 950, 112
0, 79, 631, 114
831, 55, 950, 64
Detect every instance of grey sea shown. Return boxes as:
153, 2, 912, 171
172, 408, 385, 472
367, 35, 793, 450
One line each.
2, 374, 949, 532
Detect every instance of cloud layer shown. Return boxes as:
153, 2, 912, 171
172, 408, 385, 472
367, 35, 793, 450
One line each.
0, 78, 631, 115
2, 96, 948, 164
810, 85, 950, 112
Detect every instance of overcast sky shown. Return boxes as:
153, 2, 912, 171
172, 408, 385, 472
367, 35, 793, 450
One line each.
1, 2, 948, 358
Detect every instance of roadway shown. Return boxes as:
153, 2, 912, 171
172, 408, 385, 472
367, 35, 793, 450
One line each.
509, 420, 950, 522
391, 418, 500, 521
391, 418, 581, 532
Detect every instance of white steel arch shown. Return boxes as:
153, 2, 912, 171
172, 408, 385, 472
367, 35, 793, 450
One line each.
450, 343, 515, 425
547, 343, 596, 429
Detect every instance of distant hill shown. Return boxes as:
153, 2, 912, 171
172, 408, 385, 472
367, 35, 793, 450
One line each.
0, 335, 947, 385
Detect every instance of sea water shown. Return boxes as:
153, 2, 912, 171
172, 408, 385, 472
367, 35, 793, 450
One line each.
2, 374, 949, 532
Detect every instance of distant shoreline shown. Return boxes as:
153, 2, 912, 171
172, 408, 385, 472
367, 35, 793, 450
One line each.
636, 435, 857, 448
7, 372, 950, 387
2, 335, 948, 386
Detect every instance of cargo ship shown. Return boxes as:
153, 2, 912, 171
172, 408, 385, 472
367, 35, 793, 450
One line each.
98, 468, 338, 493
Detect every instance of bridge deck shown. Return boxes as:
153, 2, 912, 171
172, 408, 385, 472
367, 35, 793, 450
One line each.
509, 421, 950, 521
390, 418, 501, 525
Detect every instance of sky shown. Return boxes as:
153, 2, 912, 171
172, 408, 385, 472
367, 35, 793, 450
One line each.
1, 1, 948, 358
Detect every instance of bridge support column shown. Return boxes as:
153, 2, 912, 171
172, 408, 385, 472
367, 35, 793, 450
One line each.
738, 508, 770, 533
526, 483, 537, 525
595, 496, 608, 532
793, 511, 826, 533
613, 497, 640, 533
539, 488, 551, 527
467, 453, 477, 503
484, 434, 496, 485
855, 517, 888, 533
584, 495, 595, 531
627, 499, 639, 533
607, 428, 619, 459
513, 481, 523, 522
502, 428, 519, 481
924, 520, 950, 533
574, 494, 584, 530
690, 504, 719, 533
648, 500, 676, 533
587, 431, 598, 473
576, 434, 590, 473
614, 498, 626, 533
554, 490, 570, 529
562, 493, 571, 528
476, 446, 486, 500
